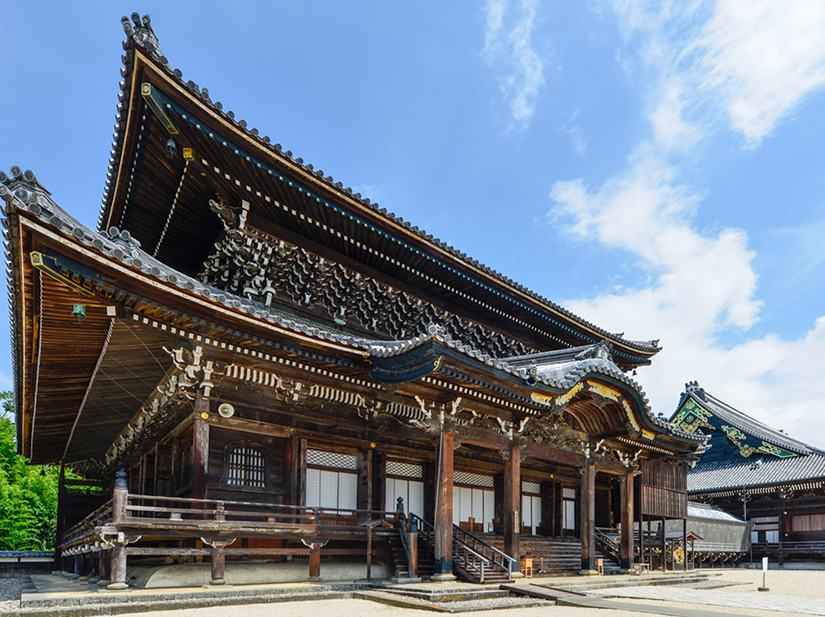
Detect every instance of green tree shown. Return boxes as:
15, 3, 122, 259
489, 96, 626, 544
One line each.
0, 391, 61, 550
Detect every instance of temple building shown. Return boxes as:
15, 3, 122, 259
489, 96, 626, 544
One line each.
671, 382, 825, 566
5, 14, 706, 588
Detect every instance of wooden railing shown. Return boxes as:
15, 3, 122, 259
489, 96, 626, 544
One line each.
409, 512, 515, 583
59, 491, 398, 549
58, 499, 113, 549
123, 494, 395, 529
595, 527, 620, 563
691, 541, 749, 553
752, 540, 825, 553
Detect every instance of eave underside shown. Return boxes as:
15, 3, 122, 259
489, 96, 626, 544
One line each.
101, 52, 658, 369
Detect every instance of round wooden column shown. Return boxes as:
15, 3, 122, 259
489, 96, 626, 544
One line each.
432, 430, 456, 581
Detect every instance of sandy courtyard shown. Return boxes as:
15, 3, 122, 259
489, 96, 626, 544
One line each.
132, 568, 825, 617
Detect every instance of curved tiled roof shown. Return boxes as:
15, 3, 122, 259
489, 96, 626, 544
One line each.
97, 13, 660, 357
688, 454, 825, 493
370, 326, 705, 442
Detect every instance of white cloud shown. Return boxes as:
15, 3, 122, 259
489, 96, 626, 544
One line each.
561, 109, 588, 155
545, 1, 825, 446
550, 160, 825, 444
483, 0, 546, 129
605, 0, 825, 146
692, 0, 825, 145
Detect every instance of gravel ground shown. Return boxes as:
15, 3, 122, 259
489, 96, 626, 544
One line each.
0, 577, 22, 613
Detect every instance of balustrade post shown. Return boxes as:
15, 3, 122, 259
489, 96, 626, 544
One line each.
112, 470, 128, 524
408, 518, 419, 578
216, 501, 225, 523
396, 496, 406, 529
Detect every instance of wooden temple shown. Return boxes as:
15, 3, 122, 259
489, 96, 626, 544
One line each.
5, 14, 707, 588
671, 381, 825, 566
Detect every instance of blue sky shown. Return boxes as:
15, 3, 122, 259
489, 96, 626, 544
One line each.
3, 2, 825, 445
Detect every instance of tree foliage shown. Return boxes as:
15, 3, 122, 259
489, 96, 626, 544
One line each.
0, 391, 60, 550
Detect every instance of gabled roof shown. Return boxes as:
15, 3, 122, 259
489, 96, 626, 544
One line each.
4, 172, 704, 463
96, 13, 661, 369
672, 381, 819, 456
669, 382, 825, 493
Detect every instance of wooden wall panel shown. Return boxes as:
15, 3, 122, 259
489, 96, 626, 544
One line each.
639, 460, 687, 518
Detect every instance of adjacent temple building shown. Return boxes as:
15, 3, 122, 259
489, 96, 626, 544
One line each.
5, 14, 707, 588
671, 382, 825, 566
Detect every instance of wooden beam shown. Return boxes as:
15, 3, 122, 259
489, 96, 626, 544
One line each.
522, 442, 584, 468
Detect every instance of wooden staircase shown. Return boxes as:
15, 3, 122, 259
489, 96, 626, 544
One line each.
409, 513, 516, 584
387, 531, 433, 579
484, 535, 582, 574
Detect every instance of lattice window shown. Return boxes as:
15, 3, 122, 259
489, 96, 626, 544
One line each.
453, 471, 494, 488
226, 445, 266, 488
307, 449, 357, 470
386, 461, 423, 479
562, 487, 577, 499
522, 481, 541, 495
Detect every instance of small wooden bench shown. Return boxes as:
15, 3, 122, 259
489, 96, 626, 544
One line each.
631, 563, 650, 575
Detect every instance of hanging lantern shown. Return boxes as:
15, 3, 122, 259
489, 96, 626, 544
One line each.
72, 303, 87, 321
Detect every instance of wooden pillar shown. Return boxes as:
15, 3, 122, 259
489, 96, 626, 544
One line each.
171, 438, 180, 494
98, 549, 110, 586
297, 438, 307, 507
493, 471, 504, 534
109, 547, 127, 590
55, 464, 66, 570
211, 545, 226, 585
88, 551, 99, 583
580, 462, 596, 573
374, 452, 387, 516
432, 430, 456, 580
192, 408, 210, 501
555, 482, 563, 537
308, 547, 321, 580
502, 446, 521, 563
620, 471, 634, 571
682, 518, 688, 571
661, 516, 666, 572
357, 450, 373, 515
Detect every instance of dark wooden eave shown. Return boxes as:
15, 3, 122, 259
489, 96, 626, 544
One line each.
98, 43, 660, 370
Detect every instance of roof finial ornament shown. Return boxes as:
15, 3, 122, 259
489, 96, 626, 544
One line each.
121, 13, 162, 56
684, 380, 705, 399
